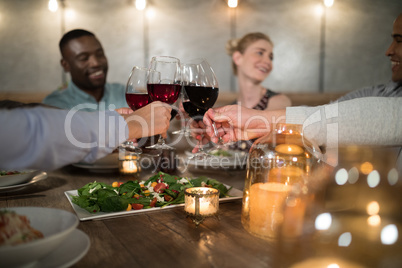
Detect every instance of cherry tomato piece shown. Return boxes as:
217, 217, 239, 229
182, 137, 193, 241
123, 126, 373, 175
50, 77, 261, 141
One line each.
154, 183, 166, 193
132, 203, 144, 210
150, 197, 157, 207
164, 195, 173, 202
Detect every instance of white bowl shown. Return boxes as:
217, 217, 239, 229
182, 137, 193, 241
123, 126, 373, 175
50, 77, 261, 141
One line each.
0, 207, 79, 267
0, 170, 37, 187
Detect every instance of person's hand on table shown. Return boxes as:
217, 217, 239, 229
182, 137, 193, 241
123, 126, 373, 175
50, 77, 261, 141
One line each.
121, 101, 172, 140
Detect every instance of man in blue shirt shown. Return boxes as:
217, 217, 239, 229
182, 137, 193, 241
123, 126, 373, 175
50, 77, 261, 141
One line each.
43, 29, 128, 111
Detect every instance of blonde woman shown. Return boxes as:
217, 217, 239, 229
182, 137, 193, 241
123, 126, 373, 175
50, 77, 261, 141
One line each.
226, 32, 291, 150
227, 32, 291, 110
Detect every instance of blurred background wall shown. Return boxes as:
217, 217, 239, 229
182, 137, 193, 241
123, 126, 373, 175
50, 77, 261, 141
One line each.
0, 0, 401, 95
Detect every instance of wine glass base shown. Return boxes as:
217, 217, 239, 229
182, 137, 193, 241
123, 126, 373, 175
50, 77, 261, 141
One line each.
187, 151, 213, 161
119, 141, 142, 155
172, 129, 192, 137
146, 144, 175, 150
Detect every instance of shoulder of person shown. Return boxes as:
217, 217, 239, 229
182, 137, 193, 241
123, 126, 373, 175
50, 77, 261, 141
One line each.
42, 87, 72, 107
266, 92, 292, 109
106, 82, 125, 91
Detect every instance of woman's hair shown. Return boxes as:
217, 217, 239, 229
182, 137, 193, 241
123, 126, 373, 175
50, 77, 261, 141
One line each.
226, 32, 273, 75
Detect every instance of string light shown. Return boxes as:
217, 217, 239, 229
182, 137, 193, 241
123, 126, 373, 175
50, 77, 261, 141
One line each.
315, 5, 324, 16
136, 0, 146, 11
48, 0, 58, 12
146, 7, 155, 19
324, 0, 334, 8
228, 0, 238, 8
65, 9, 76, 20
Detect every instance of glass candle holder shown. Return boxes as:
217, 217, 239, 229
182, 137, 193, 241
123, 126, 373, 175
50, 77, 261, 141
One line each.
118, 148, 141, 177
242, 123, 321, 241
184, 187, 219, 226
274, 146, 402, 268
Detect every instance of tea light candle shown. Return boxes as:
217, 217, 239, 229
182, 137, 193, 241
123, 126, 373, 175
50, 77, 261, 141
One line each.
184, 187, 219, 226
118, 152, 140, 174
275, 144, 304, 155
290, 257, 365, 268
120, 158, 138, 173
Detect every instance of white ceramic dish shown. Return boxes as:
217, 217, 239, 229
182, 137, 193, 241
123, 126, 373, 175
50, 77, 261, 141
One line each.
0, 172, 47, 193
72, 152, 119, 172
65, 184, 243, 221
0, 170, 38, 187
0, 207, 79, 267
29, 229, 90, 268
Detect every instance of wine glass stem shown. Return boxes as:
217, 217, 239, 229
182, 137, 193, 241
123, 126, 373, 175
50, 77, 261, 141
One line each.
157, 136, 165, 146
212, 122, 219, 137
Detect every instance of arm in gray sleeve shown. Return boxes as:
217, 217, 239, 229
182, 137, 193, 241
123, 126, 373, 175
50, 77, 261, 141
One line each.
335, 82, 402, 102
0, 107, 128, 171
286, 97, 402, 147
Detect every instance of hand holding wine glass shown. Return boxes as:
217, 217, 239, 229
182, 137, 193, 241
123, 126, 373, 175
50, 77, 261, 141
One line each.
146, 56, 182, 150
120, 66, 152, 154
181, 58, 219, 159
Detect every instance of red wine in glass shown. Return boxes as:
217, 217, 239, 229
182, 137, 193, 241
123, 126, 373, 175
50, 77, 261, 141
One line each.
147, 83, 181, 120
182, 101, 207, 121
183, 85, 218, 121
147, 84, 181, 104
125, 93, 151, 110
184, 85, 219, 110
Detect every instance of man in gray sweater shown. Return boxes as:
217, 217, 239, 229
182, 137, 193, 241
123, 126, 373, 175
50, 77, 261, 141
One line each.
201, 13, 402, 170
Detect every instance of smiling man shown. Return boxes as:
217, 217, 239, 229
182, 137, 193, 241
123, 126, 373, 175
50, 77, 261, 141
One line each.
335, 13, 402, 102
43, 29, 128, 111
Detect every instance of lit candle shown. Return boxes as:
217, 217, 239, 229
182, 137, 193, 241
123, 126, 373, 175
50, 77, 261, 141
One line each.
119, 154, 140, 174
184, 187, 219, 216
290, 257, 365, 268
247, 165, 306, 239
249, 182, 293, 238
275, 144, 304, 155
185, 197, 218, 215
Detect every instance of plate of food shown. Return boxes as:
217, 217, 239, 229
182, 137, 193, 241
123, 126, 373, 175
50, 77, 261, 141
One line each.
185, 149, 248, 169
65, 172, 243, 221
0, 207, 81, 268
72, 152, 119, 172
0, 171, 47, 192
0, 170, 38, 187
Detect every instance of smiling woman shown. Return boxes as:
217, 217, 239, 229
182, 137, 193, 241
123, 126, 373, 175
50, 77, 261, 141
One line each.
226, 32, 291, 111
225, 32, 292, 151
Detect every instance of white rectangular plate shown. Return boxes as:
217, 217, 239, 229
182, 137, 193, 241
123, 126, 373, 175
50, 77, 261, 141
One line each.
65, 185, 243, 221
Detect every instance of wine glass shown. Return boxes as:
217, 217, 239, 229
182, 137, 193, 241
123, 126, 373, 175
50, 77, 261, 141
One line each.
172, 87, 192, 137
181, 58, 219, 160
146, 56, 182, 150
120, 66, 152, 154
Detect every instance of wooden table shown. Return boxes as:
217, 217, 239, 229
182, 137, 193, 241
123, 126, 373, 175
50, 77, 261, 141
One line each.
0, 162, 282, 268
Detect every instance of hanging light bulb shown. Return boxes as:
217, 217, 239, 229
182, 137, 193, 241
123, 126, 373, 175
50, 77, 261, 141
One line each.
65, 9, 76, 20
324, 0, 334, 8
135, 0, 147, 11
146, 7, 155, 19
48, 0, 58, 12
315, 4, 324, 16
228, 0, 238, 8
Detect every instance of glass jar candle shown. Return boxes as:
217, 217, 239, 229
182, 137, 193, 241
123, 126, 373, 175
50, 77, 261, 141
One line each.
118, 148, 141, 177
275, 146, 402, 267
184, 187, 219, 226
241, 123, 321, 241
